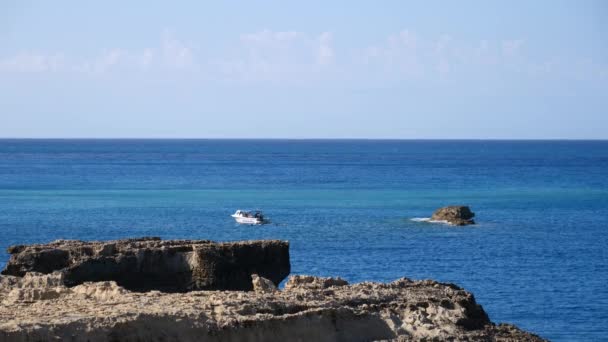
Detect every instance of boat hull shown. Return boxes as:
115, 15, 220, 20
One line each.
232, 215, 264, 225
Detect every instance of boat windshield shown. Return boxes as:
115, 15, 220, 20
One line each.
235, 210, 263, 218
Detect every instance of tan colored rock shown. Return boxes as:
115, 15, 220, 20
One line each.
0, 239, 544, 341
0, 272, 69, 305
431, 206, 476, 226
2, 238, 290, 292
284, 275, 348, 290
0, 274, 546, 341
251, 274, 277, 293
72, 281, 129, 301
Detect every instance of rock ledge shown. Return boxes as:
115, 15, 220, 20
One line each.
0, 273, 545, 341
1, 237, 290, 292
0, 238, 545, 341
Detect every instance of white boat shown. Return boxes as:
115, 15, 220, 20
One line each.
231, 210, 267, 225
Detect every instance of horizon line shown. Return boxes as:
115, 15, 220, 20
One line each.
1, 137, 607, 141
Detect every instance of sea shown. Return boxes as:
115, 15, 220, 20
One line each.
0, 139, 607, 341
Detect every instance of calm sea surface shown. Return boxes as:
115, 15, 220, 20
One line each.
1, 139, 607, 340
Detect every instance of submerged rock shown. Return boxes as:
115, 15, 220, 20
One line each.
1, 237, 290, 292
431, 206, 476, 226
0, 273, 545, 341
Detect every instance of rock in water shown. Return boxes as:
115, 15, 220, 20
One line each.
431, 206, 476, 226
0, 273, 546, 341
1, 238, 290, 292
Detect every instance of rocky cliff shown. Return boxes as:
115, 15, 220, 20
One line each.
0, 238, 545, 341
1, 238, 290, 292
0, 272, 544, 341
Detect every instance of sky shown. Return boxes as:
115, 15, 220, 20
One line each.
1, 1, 607, 139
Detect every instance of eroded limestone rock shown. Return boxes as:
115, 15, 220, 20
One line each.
1, 238, 290, 292
0, 273, 545, 342
431, 206, 476, 226
252, 274, 278, 293
284, 274, 349, 290
0, 239, 545, 341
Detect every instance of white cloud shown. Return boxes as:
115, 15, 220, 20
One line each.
0, 52, 64, 72
161, 30, 196, 69
215, 30, 336, 82
473, 40, 499, 65
390, 30, 418, 50
84, 49, 125, 73
360, 31, 537, 79
0, 30, 197, 75
316, 32, 334, 66
362, 29, 424, 76
140, 48, 154, 69
240, 30, 301, 44
502, 39, 524, 57
73, 48, 157, 74
1, 29, 605, 85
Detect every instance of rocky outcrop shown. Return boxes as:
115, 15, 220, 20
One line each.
251, 274, 278, 293
284, 274, 348, 290
1, 238, 290, 292
0, 238, 545, 341
431, 206, 476, 226
0, 273, 545, 342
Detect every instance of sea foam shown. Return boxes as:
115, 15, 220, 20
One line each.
410, 217, 453, 225
410, 217, 431, 222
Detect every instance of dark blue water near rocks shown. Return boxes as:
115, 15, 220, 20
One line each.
1, 139, 607, 341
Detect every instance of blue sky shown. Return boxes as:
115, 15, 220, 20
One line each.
1, 1, 607, 138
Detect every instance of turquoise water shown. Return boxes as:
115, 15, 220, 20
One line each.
1, 139, 607, 340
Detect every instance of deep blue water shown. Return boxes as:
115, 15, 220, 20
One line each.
1, 139, 607, 341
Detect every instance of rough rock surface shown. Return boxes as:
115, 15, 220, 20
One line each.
431, 206, 476, 226
0, 239, 544, 341
0, 273, 545, 342
1, 238, 290, 292
284, 274, 349, 290
251, 274, 277, 293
